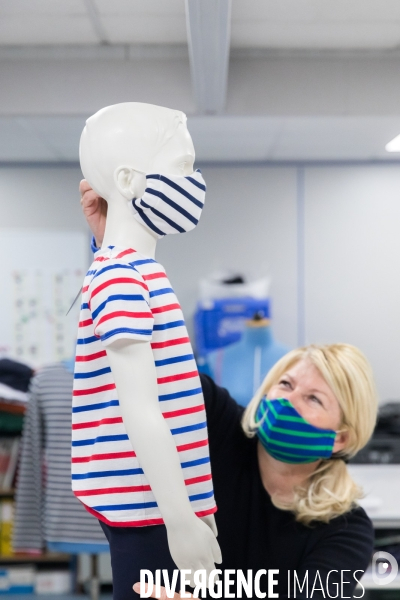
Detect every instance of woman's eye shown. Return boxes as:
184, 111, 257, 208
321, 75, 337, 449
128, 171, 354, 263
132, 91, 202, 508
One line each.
309, 395, 322, 405
279, 379, 291, 387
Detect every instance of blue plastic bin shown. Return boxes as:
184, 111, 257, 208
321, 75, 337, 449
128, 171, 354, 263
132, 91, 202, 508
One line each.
194, 296, 270, 360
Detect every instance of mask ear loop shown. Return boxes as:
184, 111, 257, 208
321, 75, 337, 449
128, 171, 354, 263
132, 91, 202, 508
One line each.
330, 427, 350, 463
252, 395, 270, 432
330, 454, 350, 464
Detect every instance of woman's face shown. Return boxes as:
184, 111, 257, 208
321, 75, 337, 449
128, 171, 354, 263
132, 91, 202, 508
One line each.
267, 358, 348, 453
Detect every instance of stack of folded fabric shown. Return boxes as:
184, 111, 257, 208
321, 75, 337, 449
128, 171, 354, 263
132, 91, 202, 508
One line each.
0, 359, 34, 425
0, 359, 34, 495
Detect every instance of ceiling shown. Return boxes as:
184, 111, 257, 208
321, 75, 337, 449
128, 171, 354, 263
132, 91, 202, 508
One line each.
1, 1, 400, 162
1, 115, 399, 163
1, 0, 400, 49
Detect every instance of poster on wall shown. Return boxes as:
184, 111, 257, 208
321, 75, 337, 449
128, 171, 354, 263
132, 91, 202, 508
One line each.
0, 230, 89, 368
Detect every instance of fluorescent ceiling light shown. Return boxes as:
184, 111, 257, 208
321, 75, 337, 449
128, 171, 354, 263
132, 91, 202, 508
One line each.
385, 134, 400, 152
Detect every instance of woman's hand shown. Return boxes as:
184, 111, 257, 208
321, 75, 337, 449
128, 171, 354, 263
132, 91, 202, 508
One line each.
133, 583, 193, 598
79, 179, 107, 248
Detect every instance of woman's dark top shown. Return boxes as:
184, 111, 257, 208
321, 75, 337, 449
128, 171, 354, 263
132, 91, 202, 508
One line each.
201, 374, 374, 599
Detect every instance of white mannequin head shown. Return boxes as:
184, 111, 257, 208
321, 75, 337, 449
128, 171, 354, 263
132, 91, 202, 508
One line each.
79, 102, 195, 201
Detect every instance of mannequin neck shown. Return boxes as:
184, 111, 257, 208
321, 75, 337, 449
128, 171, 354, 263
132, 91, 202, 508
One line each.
242, 323, 273, 347
102, 190, 157, 259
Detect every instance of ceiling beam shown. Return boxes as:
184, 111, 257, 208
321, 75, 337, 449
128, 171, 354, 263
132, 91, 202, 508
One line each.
185, 0, 232, 114
83, 0, 109, 45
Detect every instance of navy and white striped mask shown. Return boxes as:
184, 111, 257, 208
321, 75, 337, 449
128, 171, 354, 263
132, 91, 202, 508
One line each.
131, 169, 206, 238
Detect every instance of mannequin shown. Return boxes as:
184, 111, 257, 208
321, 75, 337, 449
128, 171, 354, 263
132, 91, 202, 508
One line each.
207, 314, 290, 406
74, 103, 220, 595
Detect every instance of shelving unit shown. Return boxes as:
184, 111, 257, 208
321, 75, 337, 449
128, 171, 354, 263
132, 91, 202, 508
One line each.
0, 553, 71, 564
0, 419, 77, 596
0, 491, 15, 497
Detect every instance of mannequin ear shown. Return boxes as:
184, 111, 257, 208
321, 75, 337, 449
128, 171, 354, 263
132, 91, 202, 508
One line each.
114, 166, 146, 200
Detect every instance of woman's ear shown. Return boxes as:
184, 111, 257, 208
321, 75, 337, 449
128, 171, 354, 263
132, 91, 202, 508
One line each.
114, 166, 146, 200
332, 429, 349, 454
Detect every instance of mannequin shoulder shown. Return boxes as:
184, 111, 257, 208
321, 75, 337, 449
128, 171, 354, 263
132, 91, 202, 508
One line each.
89, 255, 148, 286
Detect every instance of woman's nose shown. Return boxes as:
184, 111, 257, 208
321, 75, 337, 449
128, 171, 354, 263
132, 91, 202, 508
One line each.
287, 393, 303, 416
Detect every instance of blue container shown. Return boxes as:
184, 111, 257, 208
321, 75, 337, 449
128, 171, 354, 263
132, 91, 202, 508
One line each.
194, 296, 270, 359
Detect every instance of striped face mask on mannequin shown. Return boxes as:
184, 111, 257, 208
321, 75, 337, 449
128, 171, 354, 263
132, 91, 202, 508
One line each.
256, 397, 337, 464
131, 169, 206, 238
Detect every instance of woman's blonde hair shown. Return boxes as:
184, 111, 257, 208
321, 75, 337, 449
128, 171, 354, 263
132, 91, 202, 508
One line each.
242, 344, 378, 525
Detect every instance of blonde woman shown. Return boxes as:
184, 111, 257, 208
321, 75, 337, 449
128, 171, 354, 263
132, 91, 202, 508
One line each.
81, 185, 378, 600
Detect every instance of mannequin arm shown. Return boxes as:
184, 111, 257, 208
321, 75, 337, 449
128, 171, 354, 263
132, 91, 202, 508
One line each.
106, 338, 221, 583
106, 338, 194, 523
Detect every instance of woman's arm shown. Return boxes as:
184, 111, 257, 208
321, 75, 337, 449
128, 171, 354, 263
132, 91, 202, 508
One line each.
200, 374, 244, 448
292, 508, 374, 600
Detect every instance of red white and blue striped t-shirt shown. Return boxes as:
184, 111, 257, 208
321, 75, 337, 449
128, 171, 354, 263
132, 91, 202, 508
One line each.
72, 245, 217, 526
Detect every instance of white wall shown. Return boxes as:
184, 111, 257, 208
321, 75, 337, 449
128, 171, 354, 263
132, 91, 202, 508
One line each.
0, 164, 298, 348
304, 166, 400, 402
0, 165, 87, 229
1, 162, 400, 401
0, 164, 92, 259
157, 165, 298, 348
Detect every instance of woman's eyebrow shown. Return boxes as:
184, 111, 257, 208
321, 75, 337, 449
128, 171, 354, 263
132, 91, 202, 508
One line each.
283, 373, 294, 381
308, 388, 328, 398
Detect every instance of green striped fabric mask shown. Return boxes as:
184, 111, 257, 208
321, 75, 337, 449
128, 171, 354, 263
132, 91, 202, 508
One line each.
256, 398, 337, 464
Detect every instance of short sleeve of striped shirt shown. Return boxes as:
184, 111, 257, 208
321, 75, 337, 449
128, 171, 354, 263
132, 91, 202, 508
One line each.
88, 260, 154, 346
